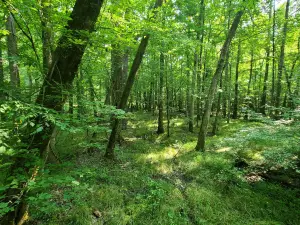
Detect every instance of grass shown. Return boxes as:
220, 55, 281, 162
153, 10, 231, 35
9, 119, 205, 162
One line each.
27, 112, 300, 225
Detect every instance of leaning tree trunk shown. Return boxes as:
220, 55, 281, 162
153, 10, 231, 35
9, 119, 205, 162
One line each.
275, 0, 290, 116
1, 1, 103, 224
195, 9, 244, 152
105, 0, 164, 159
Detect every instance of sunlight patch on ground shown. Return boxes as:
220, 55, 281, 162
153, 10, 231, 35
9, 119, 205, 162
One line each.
125, 137, 139, 142
216, 147, 232, 153
145, 147, 178, 163
155, 163, 173, 174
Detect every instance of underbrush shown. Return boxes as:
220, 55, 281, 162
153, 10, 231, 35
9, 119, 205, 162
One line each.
11, 113, 300, 224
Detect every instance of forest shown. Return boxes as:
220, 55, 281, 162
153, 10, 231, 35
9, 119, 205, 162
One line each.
0, 0, 300, 224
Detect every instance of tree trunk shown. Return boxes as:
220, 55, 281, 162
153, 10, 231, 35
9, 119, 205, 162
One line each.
40, 0, 53, 76
232, 41, 241, 119
212, 73, 222, 135
275, 0, 290, 116
105, 0, 164, 159
189, 52, 197, 132
195, 9, 244, 152
157, 52, 165, 134
111, 45, 123, 107
196, 0, 205, 127
271, 0, 276, 108
0, 42, 4, 101
247, 49, 254, 95
6, 13, 20, 92
166, 55, 170, 137
88, 75, 97, 117
1, 1, 103, 224
76, 69, 84, 119
227, 63, 232, 123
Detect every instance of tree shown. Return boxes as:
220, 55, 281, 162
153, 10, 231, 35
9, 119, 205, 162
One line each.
1, 0, 104, 224
6, 13, 20, 91
195, 9, 244, 152
157, 52, 165, 134
275, 0, 290, 116
105, 0, 164, 159
232, 40, 241, 119
260, 0, 273, 115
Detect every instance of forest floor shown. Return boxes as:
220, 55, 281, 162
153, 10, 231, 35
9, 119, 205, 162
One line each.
29, 113, 300, 225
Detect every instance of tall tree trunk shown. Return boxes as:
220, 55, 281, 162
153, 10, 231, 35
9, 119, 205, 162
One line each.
105, 0, 164, 159
186, 52, 193, 132
286, 37, 300, 109
76, 69, 84, 119
122, 50, 129, 130
157, 52, 165, 134
189, 52, 197, 132
222, 3, 232, 119
247, 49, 254, 95
27, 68, 33, 102
232, 41, 241, 119
212, 73, 222, 135
6, 13, 20, 92
275, 0, 290, 116
1, 1, 103, 224
40, 0, 53, 76
195, 9, 244, 152
111, 45, 123, 107
196, 0, 205, 127
227, 63, 232, 123
88, 75, 97, 117
166, 55, 170, 137
260, 0, 272, 115
0, 42, 4, 101
223, 52, 229, 118
271, 0, 276, 108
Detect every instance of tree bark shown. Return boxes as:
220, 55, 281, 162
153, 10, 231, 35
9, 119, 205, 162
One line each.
195, 9, 244, 152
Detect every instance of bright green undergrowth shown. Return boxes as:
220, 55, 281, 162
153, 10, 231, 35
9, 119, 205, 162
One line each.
27, 113, 300, 225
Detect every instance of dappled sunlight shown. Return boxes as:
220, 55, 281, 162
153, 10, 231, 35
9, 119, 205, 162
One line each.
155, 163, 173, 174
216, 147, 232, 153
143, 146, 179, 163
